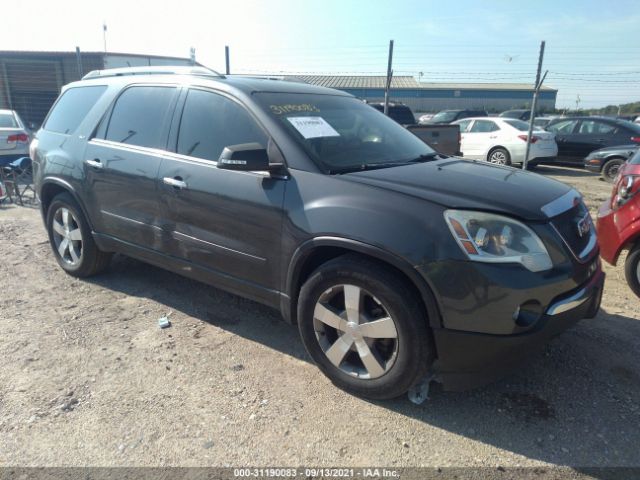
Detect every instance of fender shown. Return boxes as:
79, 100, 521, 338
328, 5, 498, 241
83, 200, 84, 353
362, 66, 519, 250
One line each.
40, 177, 96, 231
282, 236, 443, 329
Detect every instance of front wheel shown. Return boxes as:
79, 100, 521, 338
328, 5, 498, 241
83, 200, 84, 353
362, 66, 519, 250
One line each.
602, 158, 625, 183
297, 254, 433, 399
624, 245, 640, 298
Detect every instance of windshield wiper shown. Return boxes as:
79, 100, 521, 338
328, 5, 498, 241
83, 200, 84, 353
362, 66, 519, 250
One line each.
329, 153, 443, 175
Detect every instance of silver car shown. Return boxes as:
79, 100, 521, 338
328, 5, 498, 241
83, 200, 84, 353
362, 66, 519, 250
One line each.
0, 109, 30, 166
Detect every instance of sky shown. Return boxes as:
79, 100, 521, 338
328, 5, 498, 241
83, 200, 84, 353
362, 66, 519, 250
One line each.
2, 0, 639, 109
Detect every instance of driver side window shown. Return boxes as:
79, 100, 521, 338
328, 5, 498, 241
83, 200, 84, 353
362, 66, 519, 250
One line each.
177, 89, 268, 161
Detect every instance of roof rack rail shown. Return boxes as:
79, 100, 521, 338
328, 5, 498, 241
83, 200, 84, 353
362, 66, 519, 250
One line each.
82, 65, 225, 80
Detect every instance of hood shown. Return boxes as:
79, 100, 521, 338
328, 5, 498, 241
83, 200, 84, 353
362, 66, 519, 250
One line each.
587, 144, 638, 156
342, 158, 572, 221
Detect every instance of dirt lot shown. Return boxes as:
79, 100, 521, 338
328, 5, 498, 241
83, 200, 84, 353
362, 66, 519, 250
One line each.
0, 166, 639, 470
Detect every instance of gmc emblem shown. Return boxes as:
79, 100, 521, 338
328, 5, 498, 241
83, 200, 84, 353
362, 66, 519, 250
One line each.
577, 214, 591, 238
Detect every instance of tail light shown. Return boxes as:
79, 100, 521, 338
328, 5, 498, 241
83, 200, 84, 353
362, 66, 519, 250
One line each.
630, 136, 640, 144
518, 134, 539, 144
7, 132, 28, 143
612, 175, 639, 209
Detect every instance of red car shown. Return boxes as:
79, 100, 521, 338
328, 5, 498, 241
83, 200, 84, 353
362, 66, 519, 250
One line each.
597, 150, 640, 297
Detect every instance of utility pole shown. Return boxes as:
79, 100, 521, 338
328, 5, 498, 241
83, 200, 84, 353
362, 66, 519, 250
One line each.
75, 46, 83, 78
575, 94, 581, 111
189, 47, 196, 66
384, 40, 394, 116
523, 40, 545, 171
225, 46, 230, 75
102, 22, 107, 52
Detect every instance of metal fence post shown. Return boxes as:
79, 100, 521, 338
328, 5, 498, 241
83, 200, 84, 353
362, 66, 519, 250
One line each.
524, 41, 545, 170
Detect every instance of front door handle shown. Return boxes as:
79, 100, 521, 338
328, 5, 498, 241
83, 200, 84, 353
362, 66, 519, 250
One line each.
85, 159, 103, 169
163, 177, 188, 189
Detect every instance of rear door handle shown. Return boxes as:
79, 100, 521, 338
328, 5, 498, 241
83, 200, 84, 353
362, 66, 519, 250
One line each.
85, 159, 103, 169
163, 177, 188, 189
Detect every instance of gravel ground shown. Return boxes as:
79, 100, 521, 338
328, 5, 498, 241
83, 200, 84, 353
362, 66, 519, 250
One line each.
0, 166, 639, 470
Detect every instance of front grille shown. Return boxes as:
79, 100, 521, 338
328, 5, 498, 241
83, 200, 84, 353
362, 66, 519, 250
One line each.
550, 200, 595, 261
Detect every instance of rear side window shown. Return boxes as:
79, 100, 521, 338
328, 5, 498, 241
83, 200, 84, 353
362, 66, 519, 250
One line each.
176, 89, 267, 161
547, 120, 578, 134
105, 86, 176, 149
470, 120, 498, 133
44, 86, 107, 134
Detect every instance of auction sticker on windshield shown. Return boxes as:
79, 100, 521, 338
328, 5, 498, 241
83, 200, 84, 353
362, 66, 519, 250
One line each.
287, 116, 340, 139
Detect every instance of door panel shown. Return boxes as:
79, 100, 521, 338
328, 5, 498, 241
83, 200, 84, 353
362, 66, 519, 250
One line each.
547, 119, 581, 163
158, 87, 286, 291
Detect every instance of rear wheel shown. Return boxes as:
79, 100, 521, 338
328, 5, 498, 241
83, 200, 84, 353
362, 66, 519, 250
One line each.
488, 147, 511, 166
624, 245, 640, 298
602, 158, 625, 183
297, 254, 433, 399
46, 192, 111, 277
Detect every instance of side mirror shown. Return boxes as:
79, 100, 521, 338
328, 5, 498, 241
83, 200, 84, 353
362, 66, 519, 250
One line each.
217, 143, 270, 171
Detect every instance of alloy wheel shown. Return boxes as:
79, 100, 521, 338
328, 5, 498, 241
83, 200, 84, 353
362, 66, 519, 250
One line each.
313, 284, 399, 379
489, 150, 507, 165
52, 207, 83, 266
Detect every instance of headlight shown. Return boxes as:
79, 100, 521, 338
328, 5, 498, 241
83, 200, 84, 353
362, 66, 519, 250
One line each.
444, 210, 553, 272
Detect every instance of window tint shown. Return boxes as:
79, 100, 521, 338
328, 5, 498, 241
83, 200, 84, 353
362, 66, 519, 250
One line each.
105, 86, 176, 149
456, 119, 472, 132
0, 112, 18, 128
177, 89, 268, 161
470, 120, 498, 133
547, 119, 578, 134
44, 86, 107, 134
578, 120, 615, 135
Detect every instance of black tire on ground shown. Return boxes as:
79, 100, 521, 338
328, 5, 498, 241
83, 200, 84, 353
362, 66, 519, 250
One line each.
46, 192, 112, 277
602, 158, 625, 183
297, 253, 433, 400
487, 147, 511, 166
624, 245, 640, 298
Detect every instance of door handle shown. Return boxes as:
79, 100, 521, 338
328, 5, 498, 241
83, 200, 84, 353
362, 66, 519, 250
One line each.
85, 159, 103, 169
595, 138, 605, 143
163, 177, 188, 189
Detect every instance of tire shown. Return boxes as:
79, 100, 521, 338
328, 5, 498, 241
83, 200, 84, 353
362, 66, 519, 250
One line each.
602, 158, 625, 183
46, 192, 111, 277
488, 147, 511, 166
297, 254, 433, 399
624, 245, 640, 298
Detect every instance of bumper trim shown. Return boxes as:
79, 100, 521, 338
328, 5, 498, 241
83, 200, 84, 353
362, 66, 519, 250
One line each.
546, 286, 590, 315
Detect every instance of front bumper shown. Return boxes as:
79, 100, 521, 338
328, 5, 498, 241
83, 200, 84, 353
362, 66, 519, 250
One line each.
584, 158, 604, 173
430, 269, 604, 391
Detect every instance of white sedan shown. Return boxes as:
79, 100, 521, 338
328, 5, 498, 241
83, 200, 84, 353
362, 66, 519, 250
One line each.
451, 117, 557, 167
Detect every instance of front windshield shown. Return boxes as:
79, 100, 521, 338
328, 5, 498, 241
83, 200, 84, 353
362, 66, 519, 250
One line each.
255, 93, 435, 173
430, 110, 457, 123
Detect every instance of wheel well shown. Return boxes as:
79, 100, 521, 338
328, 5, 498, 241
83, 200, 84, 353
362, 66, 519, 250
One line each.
290, 246, 438, 330
40, 183, 69, 215
486, 145, 509, 161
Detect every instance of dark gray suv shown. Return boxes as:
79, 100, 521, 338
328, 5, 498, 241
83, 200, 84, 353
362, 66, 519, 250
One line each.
32, 67, 604, 399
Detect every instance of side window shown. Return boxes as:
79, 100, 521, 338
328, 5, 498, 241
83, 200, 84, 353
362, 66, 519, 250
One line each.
105, 86, 176, 149
177, 89, 268, 161
547, 120, 578, 134
578, 120, 615, 135
457, 119, 472, 132
470, 120, 498, 133
43, 86, 107, 134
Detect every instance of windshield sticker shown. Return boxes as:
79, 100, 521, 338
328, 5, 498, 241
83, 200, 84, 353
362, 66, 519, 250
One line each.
270, 104, 320, 115
287, 116, 340, 139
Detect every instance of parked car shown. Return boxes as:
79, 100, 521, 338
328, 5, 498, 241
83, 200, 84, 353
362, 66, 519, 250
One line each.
499, 109, 533, 121
0, 109, 30, 167
417, 113, 434, 124
426, 109, 488, 125
367, 102, 415, 125
584, 144, 638, 182
597, 149, 640, 297
452, 117, 557, 167
533, 116, 558, 129
33, 66, 603, 399
545, 116, 640, 166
